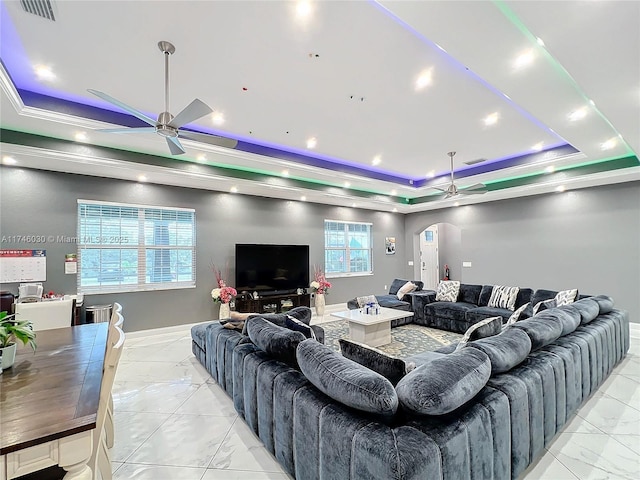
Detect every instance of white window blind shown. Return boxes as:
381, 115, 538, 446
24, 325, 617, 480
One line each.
324, 220, 373, 276
77, 200, 196, 294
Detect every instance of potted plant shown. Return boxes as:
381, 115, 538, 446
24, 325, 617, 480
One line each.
0, 311, 36, 370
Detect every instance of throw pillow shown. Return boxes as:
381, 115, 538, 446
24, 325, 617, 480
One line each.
435, 280, 460, 302
465, 328, 532, 374
454, 316, 502, 352
502, 302, 531, 330
246, 316, 306, 366
285, 315, 316, 340
488, 285, 520, 311
532, 298, 556, 315
396, 281, 418, 300
296, 339, 398, 415
339, 339, 415, 386
395, 348, 491, 415
356, 295, 378, 308
555, 288, 578, 307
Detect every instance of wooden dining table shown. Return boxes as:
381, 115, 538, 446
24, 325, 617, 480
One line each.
0, 322, 108, 480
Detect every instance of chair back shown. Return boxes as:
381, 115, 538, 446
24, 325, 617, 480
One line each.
17, 283, 43, 303
14, 298, 75, 331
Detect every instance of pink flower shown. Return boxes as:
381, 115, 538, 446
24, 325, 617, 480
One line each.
211, 263, 237, 304
310, 265, 332, 294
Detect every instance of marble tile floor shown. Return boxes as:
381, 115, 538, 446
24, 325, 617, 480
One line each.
110, 314, 640, 480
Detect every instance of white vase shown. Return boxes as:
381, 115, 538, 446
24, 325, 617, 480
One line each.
0, 342, 17, 370
315, 293, 325, 316
219, 302, 231, 320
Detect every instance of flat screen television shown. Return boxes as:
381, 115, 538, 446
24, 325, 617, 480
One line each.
235, 244, 309, 295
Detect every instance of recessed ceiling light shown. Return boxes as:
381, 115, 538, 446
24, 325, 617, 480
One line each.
483, 112, 499, 126
344, 182, 351, 188
536, 37, 545, 47
300, 195, 307, 202
212, 112, 225, 125
2, 156, 17, 165
556, 185, 566, 193
75, 132, 88, 142
453, 202, 460, 207
601, 138, 617, 150
513, 49, 534, 69
296, 0, 312, 17
306, 137, 317, 149
197, 154, 207, 162
372, 155, 382, 166
427, 170, 435, 178
532, 142, 544, 152
589, 99, 596, 107
351, 203, 357, 208
415, 68, 433, 91
230, 186, 238, 193
138, 175, 147, 182
34, 65, 55, 81
392, 208, 398, 213
568, 108, 587, 122
282, 170, 290, 177
390, 189, 397, 196
545, 165, 556, 173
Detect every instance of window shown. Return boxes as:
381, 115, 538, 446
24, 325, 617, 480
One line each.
324, 220, 372, 276
77, 200, 196, 294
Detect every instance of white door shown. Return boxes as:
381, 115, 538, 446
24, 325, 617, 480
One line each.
420, 225, 439, 290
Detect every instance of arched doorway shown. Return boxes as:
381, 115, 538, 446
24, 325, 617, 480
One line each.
418, 223, 462, 290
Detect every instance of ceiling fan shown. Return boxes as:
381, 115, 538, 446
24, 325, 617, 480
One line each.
432, 151, 488, 198
88, 41, 237, 155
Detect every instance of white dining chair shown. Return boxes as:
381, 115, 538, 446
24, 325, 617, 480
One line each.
90, 324, 125, 480
14, 298, 75, 331
105, 303, 124, 449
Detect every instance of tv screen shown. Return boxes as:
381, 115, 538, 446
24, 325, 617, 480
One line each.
235, 244, 309, 294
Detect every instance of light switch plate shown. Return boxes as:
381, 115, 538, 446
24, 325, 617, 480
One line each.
463, 261, 472, 267
408, 261, 414, 266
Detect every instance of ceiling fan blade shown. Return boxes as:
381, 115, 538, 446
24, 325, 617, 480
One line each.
460, 183, 488, 195
96, 127, 157, 134
168, 98, 213, 129
87, 89, 158, 127
166, 136, 186, 155
431, 184, 449, 192
178, 130, 238, 149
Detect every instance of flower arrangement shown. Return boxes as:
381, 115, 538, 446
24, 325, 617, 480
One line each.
211, 264, 237, 304
309, 265, 332, 295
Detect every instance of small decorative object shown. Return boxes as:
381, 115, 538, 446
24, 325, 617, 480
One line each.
385, 237, 396, 255
0, 311, 36, 370
309, 265, 332, 316
211, 263, 237, 320
365, 302, 380, 315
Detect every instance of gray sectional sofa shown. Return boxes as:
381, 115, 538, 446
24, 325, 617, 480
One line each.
346, 278, 428, 313
191, 293, 629, 480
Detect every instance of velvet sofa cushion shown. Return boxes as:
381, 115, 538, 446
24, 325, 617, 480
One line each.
296, 339, 399, 415
457, 284, 483, 304
455, 316, 503, 351
375, 295, 412, 310
478, 285, 494, 307
339, 339, 414, 386
538, 307, 581, 336
389, 278, 424, 296
395, 348, 491, 415
465, 327, 532, 374
285, 315, 316, 340
465, 306, 514, 324
592, 295, 614, 314
242, 306, 312, 334
424, 302, 477, 322
570, 298, 601, 325
246, 316, 306, 367
405, 350, 446, 368
512, 315, 563, 350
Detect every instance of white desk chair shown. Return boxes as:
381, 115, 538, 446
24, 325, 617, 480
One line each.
14, 299, 75, 331
90, 324, 125, 480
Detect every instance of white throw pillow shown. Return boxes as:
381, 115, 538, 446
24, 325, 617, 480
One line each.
532, 298, 556, 315
396, 281, 418, 300
555, 289, 578, 307
435, 281, 460, 302
455, 316, 502, 351
488, 285, 520, 311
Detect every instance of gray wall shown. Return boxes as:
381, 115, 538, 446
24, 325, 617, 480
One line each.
405, 181, 640, 324
0, 167, 407, 331
437, 223, 462, 282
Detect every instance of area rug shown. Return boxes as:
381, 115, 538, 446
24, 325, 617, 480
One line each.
320, 320, 462, 358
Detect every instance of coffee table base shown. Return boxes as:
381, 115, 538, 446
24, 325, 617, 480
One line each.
349, 320, 391, 347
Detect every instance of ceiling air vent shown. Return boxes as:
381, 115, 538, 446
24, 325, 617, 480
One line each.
464, 158, 487, 165
20, 0, 56, 21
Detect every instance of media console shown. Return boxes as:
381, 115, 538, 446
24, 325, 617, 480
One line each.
234, 292, 311, 314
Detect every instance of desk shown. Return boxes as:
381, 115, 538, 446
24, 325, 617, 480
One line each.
1, 323, 107, 479
331, 307, 414, 347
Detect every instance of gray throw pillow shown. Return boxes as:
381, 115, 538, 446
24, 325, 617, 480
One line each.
296, 339, 398, 415
455, 316, 502, 352
466, 328, 532, 374
242, 306, 312, 334
502, 302, 530, 330
571, 298, 600, 325
246, 316, 306, 367
512, 315, 563, 350
285, 315, 316, 340
395, 348, 491, 415
339, 339, 414, 386
592, 295, 614, 314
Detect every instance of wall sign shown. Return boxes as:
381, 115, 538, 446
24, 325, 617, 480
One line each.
0, 249, 47, 283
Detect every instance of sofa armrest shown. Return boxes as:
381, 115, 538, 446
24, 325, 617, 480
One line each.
405, 290, 436, 322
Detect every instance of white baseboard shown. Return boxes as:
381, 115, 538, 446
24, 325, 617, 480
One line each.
126, 321, 200, 339
629, 322, 640, 336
